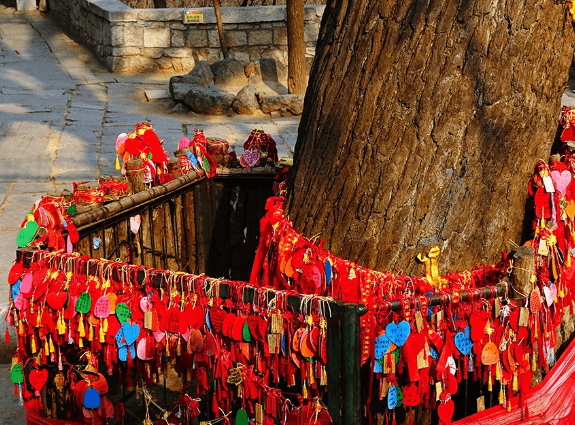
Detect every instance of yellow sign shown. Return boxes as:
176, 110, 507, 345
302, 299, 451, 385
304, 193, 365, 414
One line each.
184, 9, 203, 24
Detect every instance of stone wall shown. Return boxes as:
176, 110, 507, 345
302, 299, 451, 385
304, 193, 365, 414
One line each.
124, 0, 327, 8
49, 1, 324, 73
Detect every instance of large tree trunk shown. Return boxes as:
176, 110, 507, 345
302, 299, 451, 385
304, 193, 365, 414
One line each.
287, 0, 575, 275
287, 0, 307, 94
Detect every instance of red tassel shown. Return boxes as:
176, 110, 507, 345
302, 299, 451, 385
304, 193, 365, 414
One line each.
409, 409, 414, 425
212, 388, 219, 417
391, 411, 397, 425
14, 384, 17, 396
5, 327, 10, 344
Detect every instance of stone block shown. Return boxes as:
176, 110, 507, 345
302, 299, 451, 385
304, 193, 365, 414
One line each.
231, 51, 250, 63
169, 61, 213, 98
110, 25, 123, 46
165, 47, 191, 58
171, 23, 187, 31
260, 94, 304, 115
111, 56, 159, 73
144, 27, 171, 48
145, 90, 171, 101
303, 6, 317, 21
138, 10, 183, 21
144, 47, 164, 59
210, 57, 246, 86
186, 30, 208, 48
108, 11, 139, 22
304, 22, 320, 43
112, 46, 142, 56
273, 27, 287, 46
158, 56, 174, 70
183, 86, 235, 115
124, 25, 144, 47
172, 58, 184, 72
227, 30, 248, 47
181, 57, 195, 70
232, 84, 259, 115
247, 29, 272, 46
207, 30, 220, 48
150, 22, 164, 29
171, 30, 185, 47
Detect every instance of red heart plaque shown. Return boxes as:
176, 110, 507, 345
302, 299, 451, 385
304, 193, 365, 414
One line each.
29, 368, 49, 392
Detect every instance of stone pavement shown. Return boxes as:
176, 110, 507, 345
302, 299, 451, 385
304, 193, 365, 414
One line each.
0, 4, 300, 423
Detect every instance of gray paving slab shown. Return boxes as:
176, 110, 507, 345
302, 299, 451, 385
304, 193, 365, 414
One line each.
9, 181, 56, 195
0, 364, 26, 422
0, 193, 42, 230
53, 169, 99, 184
0, 183, 10, 205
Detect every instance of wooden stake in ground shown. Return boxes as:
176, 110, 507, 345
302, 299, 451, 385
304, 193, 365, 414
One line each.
287, 0, 575, 274
287, 0, 307, 94
214, 0, 229, 59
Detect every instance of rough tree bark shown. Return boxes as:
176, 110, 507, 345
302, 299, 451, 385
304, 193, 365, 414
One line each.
287, 0, 575, 275
287, 0, 307, 94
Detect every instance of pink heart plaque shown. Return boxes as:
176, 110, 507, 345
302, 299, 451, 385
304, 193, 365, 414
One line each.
544, 284, 557, 306
551, 170, 571, 197
241, 149, 260, 168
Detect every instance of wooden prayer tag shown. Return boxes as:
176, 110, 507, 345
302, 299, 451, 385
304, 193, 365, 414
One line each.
255, 403, 263, 424
376, 413, 384, 425
495, 297, 501, 317
538, 239, 549, 256
417, 345, 429, 369
271, 312, 283, 334
477, 396, 485, 412
144, 311, 153, 330
380, 378, 391, 398
518, 307, 530, 327
414, 311, 424, 332
435, 381, 443, 401
268, 334, 279, 354
226, 368, 243, 385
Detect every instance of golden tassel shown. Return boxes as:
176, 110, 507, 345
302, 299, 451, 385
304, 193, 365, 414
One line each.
99, 325, 105, 343
49, 336, 55, 354
31, 335, 37, 353
103, 318, 108, 333
495, 362, 501, 381
513, 373, 518, 392
177, 339, 182, 356
499, 389, 504, 405
78, 315, 85, 338
115, 155, 120, 170
79, 337, 83, 348
321, 367, 328, 386
531, 353, 537, 372
309, 363, 315, 385
488, 369, 493, 392
57, 316, 66, 335
88, 324, 94, 341
302, 381, 308, 399
18, 320, 24, 336
44, 338, 50, 355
